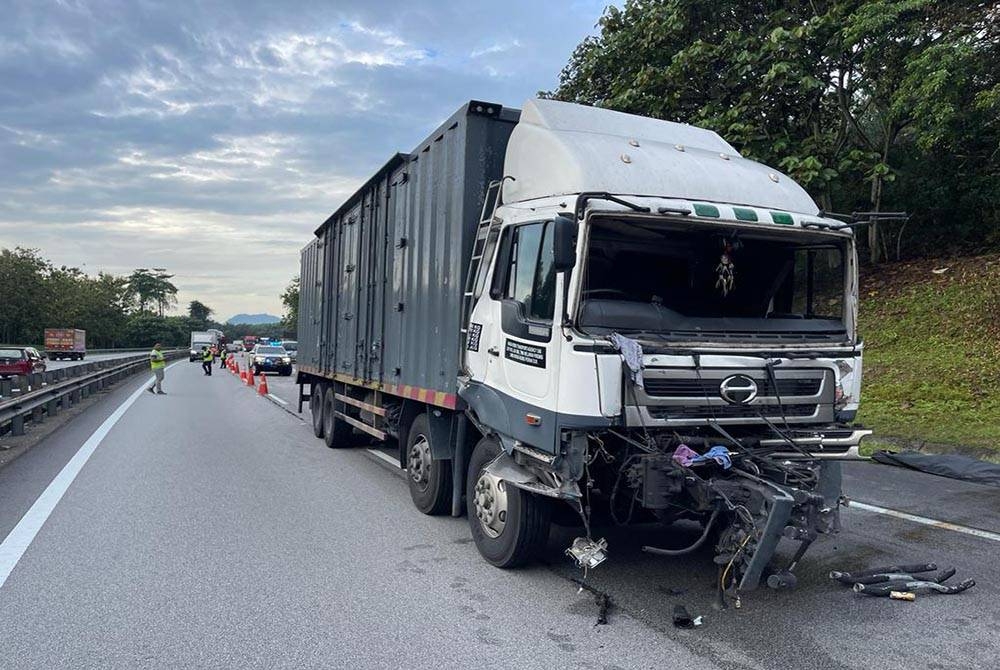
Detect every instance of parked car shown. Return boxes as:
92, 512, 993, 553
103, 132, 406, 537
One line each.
0, 347, 47, 378
250, 345, 292, 376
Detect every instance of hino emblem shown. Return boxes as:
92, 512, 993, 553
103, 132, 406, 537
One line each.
719, 375, 758, 405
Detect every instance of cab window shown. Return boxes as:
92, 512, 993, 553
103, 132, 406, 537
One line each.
491, 221, 556, 322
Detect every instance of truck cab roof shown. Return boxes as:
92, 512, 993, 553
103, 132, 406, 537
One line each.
502, 99, 818, 215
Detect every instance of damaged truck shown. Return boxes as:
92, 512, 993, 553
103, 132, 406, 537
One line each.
296, 99, 872, 596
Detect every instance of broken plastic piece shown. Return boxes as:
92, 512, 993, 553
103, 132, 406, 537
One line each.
829, 563, 937, 584
566, 537, 609, 569
692, 615, 704, 627
890, 591, 916, 601
672, 604, 694, 628
854, 578, 975, 597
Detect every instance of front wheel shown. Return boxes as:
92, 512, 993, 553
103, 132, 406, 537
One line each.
466, 436, 551, 568
406, 414, 452, 515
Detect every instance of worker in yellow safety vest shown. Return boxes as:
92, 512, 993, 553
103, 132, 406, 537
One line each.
148, 343, 166, 394
201, 346, 214, 376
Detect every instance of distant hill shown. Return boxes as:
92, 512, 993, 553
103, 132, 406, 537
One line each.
227, 313, 280, 325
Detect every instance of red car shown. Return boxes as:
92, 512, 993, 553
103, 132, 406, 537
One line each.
0, 347, 47, 378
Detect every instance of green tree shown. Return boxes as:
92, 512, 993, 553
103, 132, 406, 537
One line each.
188, 300, 213, 323
127, 268, 178, 315
280, 276, 299, 337
0, 247, 50, 343
549, 0, 1000, 261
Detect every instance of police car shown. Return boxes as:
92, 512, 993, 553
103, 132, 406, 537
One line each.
250, 344, 293, 376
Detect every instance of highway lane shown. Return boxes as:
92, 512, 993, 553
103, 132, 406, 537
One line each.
259, 368, 1000, 669
44, 351, 151, 371
0, 362, 715, 670
2, 362, 997, 668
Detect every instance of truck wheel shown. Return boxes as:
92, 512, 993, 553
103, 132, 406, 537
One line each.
322, 386, 354, 449
466, 436, 551, 568
406, 414, 452, 516
310, 383, 326, 438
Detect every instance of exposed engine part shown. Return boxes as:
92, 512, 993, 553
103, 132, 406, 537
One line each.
643, 508, 720, 557
566, 536, 608, 569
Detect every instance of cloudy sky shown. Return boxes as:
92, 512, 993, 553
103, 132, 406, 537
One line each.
0, 0, 608, 321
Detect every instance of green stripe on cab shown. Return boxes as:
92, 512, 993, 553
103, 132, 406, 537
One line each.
694, 203, 720, 218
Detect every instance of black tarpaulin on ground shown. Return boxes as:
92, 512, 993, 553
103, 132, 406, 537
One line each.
872, 450, 1000, 487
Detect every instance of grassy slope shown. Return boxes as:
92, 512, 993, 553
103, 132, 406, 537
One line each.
857, 254, 1000, 451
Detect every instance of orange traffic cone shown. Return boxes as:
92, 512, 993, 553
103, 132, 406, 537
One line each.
239, 368, 246, 382
257, 375, 269, 396
247, 368, 255, 387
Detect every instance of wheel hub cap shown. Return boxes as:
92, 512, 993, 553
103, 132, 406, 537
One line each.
408, 436, 432, 489
473, 471, 508, 538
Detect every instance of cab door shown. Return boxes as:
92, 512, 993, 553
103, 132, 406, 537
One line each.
484, 220, 561, 403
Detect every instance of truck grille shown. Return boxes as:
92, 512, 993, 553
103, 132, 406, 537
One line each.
643, 377, 821, 398
627, 367, 835, 427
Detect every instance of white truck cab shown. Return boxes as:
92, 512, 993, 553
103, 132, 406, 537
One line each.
458, 100, 867, 590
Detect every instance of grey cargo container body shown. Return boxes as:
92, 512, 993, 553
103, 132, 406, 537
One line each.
298, 101, 520, 407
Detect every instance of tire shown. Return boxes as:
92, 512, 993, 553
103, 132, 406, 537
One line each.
466, 436, 551, 568
406, 414, 452, 516
322, 386, 354, 449
310, 383, 326, 438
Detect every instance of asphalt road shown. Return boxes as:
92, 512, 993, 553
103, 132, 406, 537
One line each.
1, 361, 998, 669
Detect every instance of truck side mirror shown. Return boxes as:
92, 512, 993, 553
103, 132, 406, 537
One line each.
552, 215, 577, 272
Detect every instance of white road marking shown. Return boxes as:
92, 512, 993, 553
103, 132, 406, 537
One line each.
266, 393, 288, 406
366, 448, 400, 469
0, 361, 181, 589
850, 501, 1000, 543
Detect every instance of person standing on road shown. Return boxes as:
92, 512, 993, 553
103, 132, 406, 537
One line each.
148, 343, 166, 394
201, 346, 214, 376
219, 347, 227, 370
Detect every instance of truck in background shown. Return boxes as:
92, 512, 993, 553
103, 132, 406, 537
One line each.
189, 330, 219, 362
242, 335, 259, 351
44, 328, 86, 360
296, 99, 873, 597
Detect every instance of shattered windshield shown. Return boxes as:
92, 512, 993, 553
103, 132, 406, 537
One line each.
577, 217, 849, 340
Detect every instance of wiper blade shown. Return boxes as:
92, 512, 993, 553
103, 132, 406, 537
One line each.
575, 192, 650, 219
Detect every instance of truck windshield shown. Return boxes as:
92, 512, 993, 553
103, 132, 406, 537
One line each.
577, 217, 850, 342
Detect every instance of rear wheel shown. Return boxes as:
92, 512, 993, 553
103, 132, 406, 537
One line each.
322, 386, 354, 449
310, 383, 326, 438
466, 436, 550, 568
406, 414, 452, 515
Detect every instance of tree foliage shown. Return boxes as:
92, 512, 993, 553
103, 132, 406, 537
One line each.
0, 247, 294, 347
188, 300, 214, 323
548, 0, 1000, 261
280, 276, 300, 335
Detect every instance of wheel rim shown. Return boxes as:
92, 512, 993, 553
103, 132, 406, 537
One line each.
408, 435, 432, 492
473, 470, 508, 539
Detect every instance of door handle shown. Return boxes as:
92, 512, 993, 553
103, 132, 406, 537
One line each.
488, 347, 500, 357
